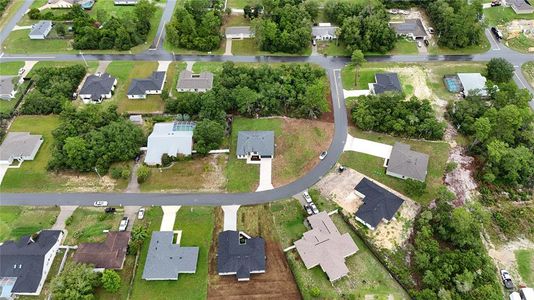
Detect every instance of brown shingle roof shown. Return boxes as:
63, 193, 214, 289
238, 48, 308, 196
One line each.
73, 232, 130, 269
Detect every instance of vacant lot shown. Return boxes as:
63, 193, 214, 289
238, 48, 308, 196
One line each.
0, 61, 24, 75
271, 199, 409, 300
226, 117, 333, 192
0, 206, 59, 241
523, 61, 534, 87
319, 39, 418, 57
131, 207, 214, 300
516, 249, 534, 287
232, 39, 312, 56
424, 62, 486, 101
207, 206, 301, 299
484, 7, 534, 26
507, 34, 534, 53
64, 207, 125, 245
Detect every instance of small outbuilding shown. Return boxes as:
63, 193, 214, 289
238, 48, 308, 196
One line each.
129, 115, 143, 125
73, 231, 130, 271
29, 21, 52, 40
176, 70, 213, 93
0, 132, 43, 165
236, 131, 274, 163
79, 73, 117, 104
127, 71, 166, 99
225, 26, 253, 39
457, 73, 488, 97
354, 178, 404, 230
369, 73, 402, 95
386, 142, 429, 182
217, 230, 266, 281
145, 121, 196, 166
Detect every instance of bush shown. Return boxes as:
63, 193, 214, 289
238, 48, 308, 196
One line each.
137, 165, 150, 183
445, 162, 458, 173
110, 167, 123, 179
101, 269, 121, 293
404, 179, 426, 197
309, 286, 321, 297
161, 153, 175, 167
121, 168, 131, 179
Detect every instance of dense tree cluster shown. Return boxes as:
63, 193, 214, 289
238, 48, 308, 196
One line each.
166, 0, 223, 51
21, 65, 86, 115
351, 93, 445, 140
51, 262, 99, 300
486, 58, 515, 83
251, 0, 312, 53
0, 0, 10, 16
450, 80, 534, 188
193, 119, 225, 154
325, 1, 396, 53
48, 104, 144, 173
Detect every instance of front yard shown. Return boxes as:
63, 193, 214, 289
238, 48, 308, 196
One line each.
506, 34, 534, 53
484, 7, 534, 26
231, 39, 313, 56
0, 206, 59, 241
522, 61, 534, 87
63, 207, 125, 245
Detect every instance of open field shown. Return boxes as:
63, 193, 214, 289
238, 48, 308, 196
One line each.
271, 199, 409, 299
516, 249, 534, 287
340, 127, 449, 205
232, 39, 312, 56
507, 34, 534, 53
0, 61, 24, 75
226, 117, 333, 192
522, 61, 534, 87
484, 7, 534, 26
131, 207, 214, 300
64, 207, 125, 244
0, 206, 59, 241
427, 37, 490, 55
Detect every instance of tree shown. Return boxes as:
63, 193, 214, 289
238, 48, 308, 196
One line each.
486, 58, 514, 83
101, 270, 121, 293
56, 22, 66, 36
302, 0, 320, 22
351, 49, 365, 85
193, 119, 225, 155
137, 165, 150, 183
51, 262, 99, 300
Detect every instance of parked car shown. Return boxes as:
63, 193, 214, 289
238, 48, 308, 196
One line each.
491, 27, 503, 39
18, 68, 25, 75
94, 201, 108, 207
424, 39, 430, 46
491, 0, 501, 6
304, 205, 313, 216
319, 151, 328, 160
119, 217, 129, 231
137, 208, 145, 220
500, 270, 514, 289
105, 207, 116, 213
310, 203, 319, 214
312, 39, 317, 46
303, 191, 312, 203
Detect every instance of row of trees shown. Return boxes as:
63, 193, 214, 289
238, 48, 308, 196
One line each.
350, 93, 445, 140
21, 65, 86, 115
325, 1, 396, 53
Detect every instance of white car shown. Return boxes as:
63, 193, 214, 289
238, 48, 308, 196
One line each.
119, 217, 129, 231
319, 151, 328, 160
500, 269, 514, 289
93, 201, 108, 207
310, 203, 319, 214
137, 208, 145, 220
302, 191, 312, 203
18, 68, 25, 75
304, 205, 313, 216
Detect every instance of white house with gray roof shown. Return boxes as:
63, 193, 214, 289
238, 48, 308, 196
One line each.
176, 70, 213, 93
0, 76, 17, 100
127, 71, 166, 99
312, 23, 338, 40
457, 73, 488, 97
0, 132, 43, 166
385, 142, 429, 182
29, 21, 52, 40
225, 26, 253, 39
236, 131, 274, 164
145, 122, 196, 166
79, 73, 117, 104
142, 231, 199, 281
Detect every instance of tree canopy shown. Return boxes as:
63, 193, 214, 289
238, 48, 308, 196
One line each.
101, 270, 121, 293
51, 262, 99, 300
193, 119, 225, 154
486, 58, 515, 83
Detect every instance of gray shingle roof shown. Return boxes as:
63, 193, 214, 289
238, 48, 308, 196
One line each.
127, 71, 165, 96
79, 73, 116, 101
0, 76, 16, 99
510, 0, 534, 12
0, 132, 43, 162
390, 19, 426, 38
372, 73, 402, 94
0, 230, 62, 294
176, 70, 213, 90
29, 21, 52, 37
225, 26, 252, 36
236, 131, 274, 157
142, 232, 199, 280
217, 231, 265, 280
311, 26, 338, 38
354, 178, 404, 229
387, 142, 429, 181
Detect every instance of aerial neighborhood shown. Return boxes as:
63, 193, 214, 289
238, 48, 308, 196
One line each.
0, 0, 533, 299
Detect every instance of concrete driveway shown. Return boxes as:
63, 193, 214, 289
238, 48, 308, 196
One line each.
160, 206, 180, 231
344, 134, 392, 159
224, 39, 233, 56
256, 158, 274, 191
0, 165, 7, 185
222, 205, 240, 231
343, 89, 370, 98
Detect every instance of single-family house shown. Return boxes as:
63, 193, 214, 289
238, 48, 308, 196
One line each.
176, 70, 213, 93
354, 178, 404, 230
114, 0, 138, 5
142, 231, 199, 280
0, 132, 43, 165
236, 131, 274, 163
520, 288, 534, 300
127, 71, 166, 99
225, 26, 253, 39
312, 23, 339, 40
145, 121, 196, 166
0, 230, 63, 297
0, 76, 17, 100
47, 0, 94, 9
217, 230, 266, 281
457, 73, 488, 97
73, 232, 130, 271
509, 0, 534, 14
29, 21, 52, 40
385, 142, 429, 182
294, 212, 358, 282
79, 73, 117, 104
369, 73, 403, 95
389, 19, 427, 40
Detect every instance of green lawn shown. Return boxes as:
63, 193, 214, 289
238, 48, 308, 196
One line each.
484, 7, 534, 26
231, 38, 312, 56
507, 34, 534, 53
428, 36, 491, 55
0, 206, 60, 241
64, 207, 125, 245
522, 61, 534, 88
27, 61, 99, 76
168, 61, 187, 93
0, 61, 24, 75
271, 199, 409, 299
94, 255, 136, 300
0, 0, 24, 31
130, 207, 214, 300
227, 0, 256, 8
515, 249, 534, 287
341, 66, 384, 90
224, 14, 251, 26
340, 127, 449, 205
191, 61, 224, 74
319, 39, 418, 57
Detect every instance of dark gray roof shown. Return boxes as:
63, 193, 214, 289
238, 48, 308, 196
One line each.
0, 230, 62, 293
127, 71, 165, 96
236, 131, 274, 157
354, 178, 404, 229
142, 231, 199, 280
29, 21, 52, 37
387, 142, 429, 181
510, 0, 534, 12
79, 73, 116, 101
390, 19, 426, 38
177, 70, 213, 90
217, 231, 265, 280
373, 73, 402, 94
0, 76, 16, 99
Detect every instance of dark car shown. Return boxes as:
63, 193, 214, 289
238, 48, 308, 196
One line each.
424, 39, 430, 46
491, 27, 503, 39
491, 0, 501, 6
105, 207, 116, 213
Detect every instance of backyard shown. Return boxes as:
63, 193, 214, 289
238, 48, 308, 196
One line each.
0, 206, 59, 241
515, 249, 534, 287
63, 207, 125, 245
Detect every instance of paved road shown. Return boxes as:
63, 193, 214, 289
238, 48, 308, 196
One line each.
0, 0, 33, 47
149, 0, 177, 50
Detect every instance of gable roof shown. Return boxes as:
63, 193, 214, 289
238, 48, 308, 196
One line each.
236, 131, 274, 157
177, 70, 213, 90
142, 232, 199, 280
0, 230, 62, 293
457, 73, 487, 97
127, 71, 165, 96
0, 76, 16, 99
372, 73, 402, 94
294, 212, 358, 281
354, 178, 404, 229
225, 26, 252, 36
73, 231, 130, 269
79, 73, 116, 100
217, 231, 265, 280
509, 0, 534, 12
387, 142, 429, 181
390, 19, 426, 38
29, 21, 52, 36
311, 26, 338, 37
0, 132, 43, 162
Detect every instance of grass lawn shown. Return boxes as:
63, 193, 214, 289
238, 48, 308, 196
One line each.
484, 7, 534, 26
515, 249, 534, 287
28, 61, 99, 76
522, 61, 534, 88
231, 38, 312, 56
506, 34, 534, 53
105, 61, 164, 113
0, 206, 59, 241
428, 36, 491, 55
0, 97, 18, 115
340, 127, 449, 205
191, 61, 224, 74
3, 29, 72, 54
64, 207, 125, 245
319, 39, 417, 57
164, 37, 226, 55
130, 207, 214, 300
227, 0, 257, 8
167, 61, 187, 93
271, 199, 409, 299
223, 14, 251, 27
341, 66, 384, 90
0, 61, 24, 75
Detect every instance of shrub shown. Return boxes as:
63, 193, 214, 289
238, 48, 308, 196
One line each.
445, 162, 458, 173
310, 286, 321, 297
137, 165, 150, 183
161, 154, 175, 167
110, 167, 123, 179
101, 269, 121, 293
121, 168, 131, 179
404, 179, 426, 197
